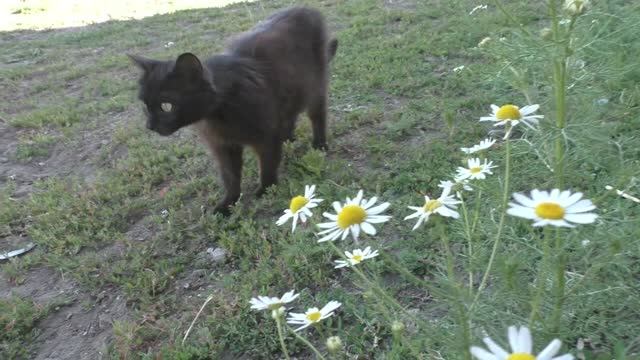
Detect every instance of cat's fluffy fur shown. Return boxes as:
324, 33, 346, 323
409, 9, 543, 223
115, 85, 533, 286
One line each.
130, 7, 337, 215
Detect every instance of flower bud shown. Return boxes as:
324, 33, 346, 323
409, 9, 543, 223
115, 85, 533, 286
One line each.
564, 0, 589, 15
477, 37, 491, 47
326, 336, 343, 354
540, 27, 552, 40
391, 320, 405, 335
271, 306, 285, 320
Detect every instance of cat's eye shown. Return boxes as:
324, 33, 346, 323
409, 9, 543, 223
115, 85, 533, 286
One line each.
160, 102, 173, 112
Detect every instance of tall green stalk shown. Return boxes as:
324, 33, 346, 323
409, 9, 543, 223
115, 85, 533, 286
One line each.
529, 227, 552, 326
274, 312, 291, 360
473, 132, 512, 306
438, 222, 471, 360
287, 325, 327, 360
551, 230, 567, 334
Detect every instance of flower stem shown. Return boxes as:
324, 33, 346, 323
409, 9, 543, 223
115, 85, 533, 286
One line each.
438, 222, 471, 360
551, 229, 566, 334
287, 325, 327, 360
471, 189, 483, 234
459, 192, 475, 295
529, 226, 552, 326
473, 133, 511, 306
275, 315, 291, 360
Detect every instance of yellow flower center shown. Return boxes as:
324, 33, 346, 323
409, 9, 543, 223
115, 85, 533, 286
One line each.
496, 104, 522, 121
351, 254, 364, 264
535, 202, 565, 220
469, 166, 482, 174
306, 311, 322, 323
289, 196, 309, 213
337, 205, 367, 229
423, 199, 442, 212
507, 353, 535, 360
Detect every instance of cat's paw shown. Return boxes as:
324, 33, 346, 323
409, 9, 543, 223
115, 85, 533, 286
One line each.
212, 203, 233, 217
255, 184, 275, 198
312, 141, 329, 151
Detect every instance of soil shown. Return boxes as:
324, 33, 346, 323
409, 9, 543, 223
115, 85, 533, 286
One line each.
0, 267, 128, 359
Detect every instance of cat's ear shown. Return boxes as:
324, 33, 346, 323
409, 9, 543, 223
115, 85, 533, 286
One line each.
128, 54, 160, 73
174, 53, 203, 79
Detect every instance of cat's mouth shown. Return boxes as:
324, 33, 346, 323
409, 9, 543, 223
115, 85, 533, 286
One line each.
148, 124, 178, 136
154, 127, 177, 136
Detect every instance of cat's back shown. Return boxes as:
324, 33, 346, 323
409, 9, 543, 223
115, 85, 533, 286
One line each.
226, 7, 329, 67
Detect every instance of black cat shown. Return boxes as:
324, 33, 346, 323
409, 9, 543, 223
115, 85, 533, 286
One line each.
130, 7, 338, 215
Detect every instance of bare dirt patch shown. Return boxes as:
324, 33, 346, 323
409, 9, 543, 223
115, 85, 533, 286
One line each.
0, 267, 129, 360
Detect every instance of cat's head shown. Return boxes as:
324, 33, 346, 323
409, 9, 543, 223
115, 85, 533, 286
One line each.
129, 53, 216, 136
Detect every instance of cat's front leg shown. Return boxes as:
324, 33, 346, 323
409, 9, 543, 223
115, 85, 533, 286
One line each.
211, 143, 243, 215
253, 138, 283, 197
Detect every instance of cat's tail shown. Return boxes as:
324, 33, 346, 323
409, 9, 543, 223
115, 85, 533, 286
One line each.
327, 38, 338, 62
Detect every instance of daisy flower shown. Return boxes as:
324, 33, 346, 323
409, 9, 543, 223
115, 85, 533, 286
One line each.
276, 185, 323, 232
334, 246, 379, 268
471, 325, 574, 360
250, 290, 299, 311
507, 189, 597, 227
480, 104, 543, 131
316, 190, 391, 242
439, 179, 473, 192
455, 158, 496, 181
461, 138, 496, 154
404, 186, 461, 230
287, 301, 341, 331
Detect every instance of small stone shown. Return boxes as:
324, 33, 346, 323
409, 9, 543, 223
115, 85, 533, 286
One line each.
66, 313, 73, 320
192, 269, 206, 278
0, 157, 8, 163
206, 247, 227, 264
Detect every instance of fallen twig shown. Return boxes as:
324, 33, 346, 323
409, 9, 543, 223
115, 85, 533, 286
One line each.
182, 294, 215, 345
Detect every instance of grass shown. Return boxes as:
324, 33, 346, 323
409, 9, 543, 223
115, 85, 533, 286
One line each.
1, 0, 639, 359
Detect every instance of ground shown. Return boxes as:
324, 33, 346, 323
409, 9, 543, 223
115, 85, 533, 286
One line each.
1, 0, 639, 359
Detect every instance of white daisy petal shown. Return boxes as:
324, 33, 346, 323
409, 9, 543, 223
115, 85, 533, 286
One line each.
506, 205, 538, 219
565, 199, 595, 213
520, 104, 540, 115
537, 339, 562, 360
367, 202, 391, 215
351, 224, 360, 239
332, 201, 342, 214
404, 212, 422, 220
411, 215, 425, 230
508, 326, 519, 352
366, 216, 391, 225
362, 197, 378, 209
513, 192, 536, 207
353, 190, 364, 205
482, 337, 509, 358
361, 222, 377, 235
518, 326, 533, 354
564, 213, 598, 224
470, 346, 500, 360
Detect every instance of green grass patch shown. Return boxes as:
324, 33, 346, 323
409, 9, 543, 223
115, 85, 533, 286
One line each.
1, 0, 639, 358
